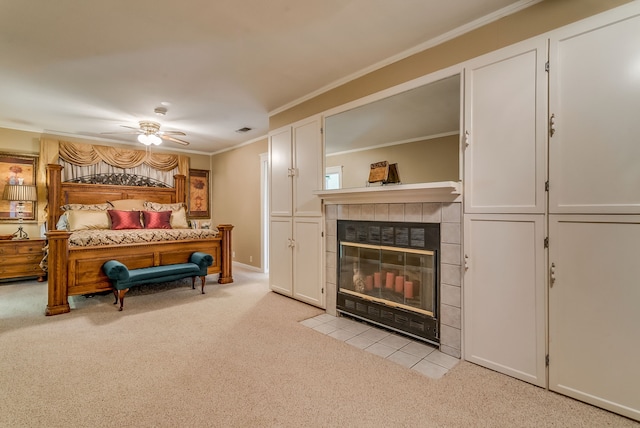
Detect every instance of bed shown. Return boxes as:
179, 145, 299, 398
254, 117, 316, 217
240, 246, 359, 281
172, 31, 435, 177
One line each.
44, 163, 233, 316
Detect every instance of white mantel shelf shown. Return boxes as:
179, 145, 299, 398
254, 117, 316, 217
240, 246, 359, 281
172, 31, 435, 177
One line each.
313, 181, 462, 204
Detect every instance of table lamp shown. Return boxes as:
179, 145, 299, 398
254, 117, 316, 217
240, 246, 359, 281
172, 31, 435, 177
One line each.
2, 184, 37, 239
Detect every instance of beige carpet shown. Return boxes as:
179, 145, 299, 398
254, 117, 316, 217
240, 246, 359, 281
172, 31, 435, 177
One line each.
0, 267, 637, 428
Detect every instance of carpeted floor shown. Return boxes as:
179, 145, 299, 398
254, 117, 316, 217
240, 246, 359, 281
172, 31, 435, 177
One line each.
0, 266, 637, 427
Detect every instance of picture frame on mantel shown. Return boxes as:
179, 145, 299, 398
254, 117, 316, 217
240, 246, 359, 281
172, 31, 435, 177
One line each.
188, 169, 210, 219
0, 153, 38, 221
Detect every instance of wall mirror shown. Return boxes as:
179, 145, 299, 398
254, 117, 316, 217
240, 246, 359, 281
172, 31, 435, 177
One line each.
324, 73, 461, 190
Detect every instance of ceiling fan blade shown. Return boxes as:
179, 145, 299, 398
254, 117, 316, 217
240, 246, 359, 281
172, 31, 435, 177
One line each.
160, 130, 187, 136
100, 130, 142, 135
161, 135, 190, 146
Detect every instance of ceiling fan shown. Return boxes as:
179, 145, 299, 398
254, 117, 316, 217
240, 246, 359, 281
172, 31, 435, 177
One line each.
102, 121, 190, 146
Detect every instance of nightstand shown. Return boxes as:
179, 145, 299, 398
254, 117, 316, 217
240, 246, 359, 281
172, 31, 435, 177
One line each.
0, 238, 46, 282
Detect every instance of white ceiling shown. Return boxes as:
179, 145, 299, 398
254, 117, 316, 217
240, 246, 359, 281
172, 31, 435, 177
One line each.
0, 0, 533, 154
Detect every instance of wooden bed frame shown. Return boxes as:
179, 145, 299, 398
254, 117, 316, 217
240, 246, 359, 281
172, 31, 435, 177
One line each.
44, 164, 233, 316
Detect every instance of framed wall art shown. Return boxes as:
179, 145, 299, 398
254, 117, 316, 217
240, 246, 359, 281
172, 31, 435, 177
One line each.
188, 169, 210, 219
0, 153, 38, 221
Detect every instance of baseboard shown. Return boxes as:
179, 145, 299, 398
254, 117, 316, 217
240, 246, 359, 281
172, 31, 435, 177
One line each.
232, 261, 265, 273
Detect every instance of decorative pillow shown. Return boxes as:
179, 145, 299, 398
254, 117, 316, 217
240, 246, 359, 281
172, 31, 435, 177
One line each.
61, 203, 111, 212
56, 212, 69, 231
170, 206, 190, 229
67, 210, 111, 231
108, 210, 143, 230
144, 201, 185, 212
107, 199, 146, 211
142, 210, 172, 229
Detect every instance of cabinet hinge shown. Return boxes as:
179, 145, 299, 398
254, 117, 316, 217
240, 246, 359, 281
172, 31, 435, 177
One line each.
320, 127, 323, 134
545, 181, 549, 192
321, 287, 324, 294
321, 231, 324, 237
544, 237, 549, 248
545, 61, 550, 72
545, 354, 550, 366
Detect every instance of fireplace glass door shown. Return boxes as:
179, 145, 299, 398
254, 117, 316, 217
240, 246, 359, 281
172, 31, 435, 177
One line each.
339, 243, 435, 316
337, 220, 440, 343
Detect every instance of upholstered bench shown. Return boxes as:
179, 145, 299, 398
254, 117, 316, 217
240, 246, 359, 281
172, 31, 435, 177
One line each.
102, 252, 213, 311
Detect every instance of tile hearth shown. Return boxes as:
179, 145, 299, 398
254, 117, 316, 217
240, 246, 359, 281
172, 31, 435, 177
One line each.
301, 313, 458, 379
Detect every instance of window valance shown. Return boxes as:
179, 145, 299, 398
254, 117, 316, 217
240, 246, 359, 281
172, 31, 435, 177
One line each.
39, 138, 189, 180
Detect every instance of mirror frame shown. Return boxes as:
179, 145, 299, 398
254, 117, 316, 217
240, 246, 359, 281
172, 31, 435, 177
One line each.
322, 64, 464, 191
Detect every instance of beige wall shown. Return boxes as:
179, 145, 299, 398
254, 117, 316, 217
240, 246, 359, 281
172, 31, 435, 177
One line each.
327, 134, 459, 188
211, 138, 268, 270
270, 0, 631, 129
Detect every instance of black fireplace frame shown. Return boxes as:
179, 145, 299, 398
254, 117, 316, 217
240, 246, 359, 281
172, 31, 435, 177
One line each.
336, 220, 440, 345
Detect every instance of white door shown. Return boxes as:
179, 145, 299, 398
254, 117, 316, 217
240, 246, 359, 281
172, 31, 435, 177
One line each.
269, 218, 293, 296
464, 38, 547, 214
463, 214, 546, 387
269, 127, 293, 217
548, 7, 640, 214
548, 215, 640, 421
292, 217, 324, 308
293, 116, 323, 217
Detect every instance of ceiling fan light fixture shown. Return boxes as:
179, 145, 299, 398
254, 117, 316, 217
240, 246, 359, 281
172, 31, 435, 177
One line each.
138, 133, 162, 146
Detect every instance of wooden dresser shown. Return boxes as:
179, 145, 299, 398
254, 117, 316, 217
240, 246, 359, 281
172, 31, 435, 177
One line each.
0, 238, 46, 282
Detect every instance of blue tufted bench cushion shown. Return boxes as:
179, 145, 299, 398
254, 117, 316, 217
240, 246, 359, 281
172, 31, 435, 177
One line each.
103, 252, 213, 311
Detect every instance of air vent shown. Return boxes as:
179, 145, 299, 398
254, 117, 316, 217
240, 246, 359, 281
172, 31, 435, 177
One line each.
235, 126, 252, 133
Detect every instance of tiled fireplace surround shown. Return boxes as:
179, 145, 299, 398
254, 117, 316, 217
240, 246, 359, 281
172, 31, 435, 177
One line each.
324, 202, 462, 359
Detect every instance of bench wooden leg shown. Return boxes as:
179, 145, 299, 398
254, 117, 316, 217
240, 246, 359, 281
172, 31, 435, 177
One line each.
115, 289, 129, 311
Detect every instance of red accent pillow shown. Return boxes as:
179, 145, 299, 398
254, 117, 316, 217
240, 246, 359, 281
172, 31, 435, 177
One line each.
142, 210, 172, 229
108, 210, 143, 230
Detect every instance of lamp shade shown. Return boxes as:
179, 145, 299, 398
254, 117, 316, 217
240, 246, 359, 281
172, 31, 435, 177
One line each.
2, 184, 38, 202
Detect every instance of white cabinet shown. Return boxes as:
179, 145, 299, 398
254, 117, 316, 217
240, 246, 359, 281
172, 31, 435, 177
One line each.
548, 215, 640, 421
462, 38, 548, 387
463, 214, 546, 387
269, 217, 293, 296
548, 8, 640, 214
269, 116, 323, 218
291, 217, 323, 306
546, 4, 640, 420
269, 116, 324, 308
463, 38, 547, 214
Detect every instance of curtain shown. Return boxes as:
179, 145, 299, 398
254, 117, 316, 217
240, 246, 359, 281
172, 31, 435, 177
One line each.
38, 138, 190, 222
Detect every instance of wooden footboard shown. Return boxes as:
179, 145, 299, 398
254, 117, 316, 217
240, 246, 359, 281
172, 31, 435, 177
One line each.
45, 230, 231, 315
44, 164, 233, 316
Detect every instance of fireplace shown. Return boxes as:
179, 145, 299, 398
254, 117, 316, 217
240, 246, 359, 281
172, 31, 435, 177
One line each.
337, 220, 440, 344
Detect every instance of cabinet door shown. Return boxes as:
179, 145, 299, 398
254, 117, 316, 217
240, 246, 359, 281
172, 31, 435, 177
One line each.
463, 214, 546, 387
464, 39, 547, 214
292, 217, 324, 308
549, 7, 640, 214
269, 218, 293, 296
269, 127, 293, 217
293, 116, 322, 217
549, 215, 640, 421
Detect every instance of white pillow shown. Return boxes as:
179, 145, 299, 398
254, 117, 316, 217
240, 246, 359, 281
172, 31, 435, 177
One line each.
66, 210, 111, 231
170, 207, 189, 229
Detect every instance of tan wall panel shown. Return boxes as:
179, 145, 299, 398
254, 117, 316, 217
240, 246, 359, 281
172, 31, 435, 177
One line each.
327, 135, 459, 189
212, 138, 268, 269
270, 0, 631, 130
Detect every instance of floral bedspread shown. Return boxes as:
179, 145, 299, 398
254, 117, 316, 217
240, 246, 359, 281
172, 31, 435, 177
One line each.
68, 228, 219, 248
